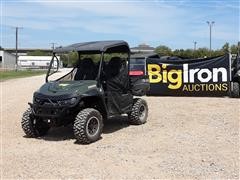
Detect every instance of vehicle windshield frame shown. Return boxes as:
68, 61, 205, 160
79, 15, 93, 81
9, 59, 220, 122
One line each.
46, 53, 60, 82
47, 50, 130, 85
47, 41, 130, 84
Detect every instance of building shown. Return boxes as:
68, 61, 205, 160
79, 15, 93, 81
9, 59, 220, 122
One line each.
5, 48, 52, 56
0, 50, 16, 69
18, 56, 61, 69
131, 43, 155, 53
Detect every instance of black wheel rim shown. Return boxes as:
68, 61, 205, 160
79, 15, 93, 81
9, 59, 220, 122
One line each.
139, 105, 146, 121
86, 117, 99, 137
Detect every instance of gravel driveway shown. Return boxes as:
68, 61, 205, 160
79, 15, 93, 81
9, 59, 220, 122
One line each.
1, 74, 239, 179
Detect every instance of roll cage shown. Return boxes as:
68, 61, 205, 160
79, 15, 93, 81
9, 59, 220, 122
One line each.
46, 40, 130, 83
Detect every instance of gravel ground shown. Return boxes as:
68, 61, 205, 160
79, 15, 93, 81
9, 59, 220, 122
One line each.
1, 74, 239, 179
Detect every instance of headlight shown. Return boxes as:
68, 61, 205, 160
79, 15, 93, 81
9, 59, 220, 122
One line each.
69, 97, 77, 104
58, 97, 77, 105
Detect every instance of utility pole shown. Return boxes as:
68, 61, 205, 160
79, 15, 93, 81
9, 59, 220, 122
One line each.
193, 41, 197, 51
206, 21, 215, 52
13, 27, 23, 71
238, 41, 240, 55
193, 41, 197, 58
50, 43, 57, 50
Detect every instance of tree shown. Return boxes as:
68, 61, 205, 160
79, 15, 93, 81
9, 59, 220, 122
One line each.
59, 52, 78, 67
221, 42, 230, 53
195, 48, 210, 58
172, 49, 183, 57
155, 45, 172, 56
211, 49, 224, 57
27, 50, 50, 56
230, 44, 238, 54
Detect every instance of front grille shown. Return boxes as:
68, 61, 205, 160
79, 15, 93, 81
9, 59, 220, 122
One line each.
33, 93, 78, 107
34, 98, 60, 106
34, 92, 73, 100
33, 106, 63, 116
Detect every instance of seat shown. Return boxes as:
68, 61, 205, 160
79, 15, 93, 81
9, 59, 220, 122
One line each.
105, 57, 121, 79
105, 57, 122, 91
105, 57, 132, 115
74, 58, 96, 80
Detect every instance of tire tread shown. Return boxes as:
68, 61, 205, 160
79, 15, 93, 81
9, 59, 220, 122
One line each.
129, 98, 148, 125
21, 108, 37, 137
73, 108, 102, 144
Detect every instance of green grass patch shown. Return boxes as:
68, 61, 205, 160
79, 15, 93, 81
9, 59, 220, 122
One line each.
0, 70, 46, 81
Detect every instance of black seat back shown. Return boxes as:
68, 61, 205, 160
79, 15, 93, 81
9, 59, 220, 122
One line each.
105, 57, 133, 115
74, 58, 96, 80
106, 57, 122, 79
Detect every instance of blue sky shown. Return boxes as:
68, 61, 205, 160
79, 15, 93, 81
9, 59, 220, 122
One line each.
0, 0, 239, 50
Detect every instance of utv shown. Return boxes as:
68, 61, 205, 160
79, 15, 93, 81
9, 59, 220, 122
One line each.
21, 40, 149, 144
129, 53, 159, 75
231, 54, 240, 98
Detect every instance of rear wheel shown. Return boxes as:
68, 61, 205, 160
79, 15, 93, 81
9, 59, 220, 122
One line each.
73, 108, 103, 144
21, 108, 50, 137
129, 98, 148, 125
231, 82, 239, 98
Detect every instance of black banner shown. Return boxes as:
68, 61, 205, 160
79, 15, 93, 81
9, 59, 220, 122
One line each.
146, 55, 231, 96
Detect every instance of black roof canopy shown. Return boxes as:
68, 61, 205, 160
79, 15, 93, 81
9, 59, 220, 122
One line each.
53, 40, 130, 54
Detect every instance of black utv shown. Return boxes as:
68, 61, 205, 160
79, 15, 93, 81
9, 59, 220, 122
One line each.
231, 54, 240, 98
21, 41, 149, 144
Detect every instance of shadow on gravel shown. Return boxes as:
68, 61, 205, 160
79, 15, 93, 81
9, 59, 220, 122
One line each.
25, 117, 130, 142
103, 116, 130, 134
41, 125, 75, 141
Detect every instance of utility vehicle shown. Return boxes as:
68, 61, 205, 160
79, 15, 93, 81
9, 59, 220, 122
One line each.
231, 54, 240, 98
129, 53, 159, 75
21, 41, 149, 144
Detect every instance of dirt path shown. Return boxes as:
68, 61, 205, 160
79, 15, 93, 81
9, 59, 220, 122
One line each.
1, 74, 239, 179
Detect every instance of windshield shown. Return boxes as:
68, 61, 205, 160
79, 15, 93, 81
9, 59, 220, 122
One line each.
48, 52, 128, 82
56, 54, 101, 81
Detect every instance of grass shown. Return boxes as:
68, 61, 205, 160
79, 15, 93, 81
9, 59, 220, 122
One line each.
0, 70, 46, 81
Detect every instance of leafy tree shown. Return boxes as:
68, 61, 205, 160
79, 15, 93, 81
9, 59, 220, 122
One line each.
154, 42, 240, 59
211, 49, 224, 57
27, 50, 50, 56
60, 52, 78, 67
155, 45, 172, 56
230, 44, 238, 54
221, 42, 230, 53
195, 48, 210, 58
172, 49, 185, 57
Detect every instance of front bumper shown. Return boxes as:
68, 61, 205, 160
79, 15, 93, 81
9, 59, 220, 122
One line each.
30, 92, 80, 118
29, 102, 75, 119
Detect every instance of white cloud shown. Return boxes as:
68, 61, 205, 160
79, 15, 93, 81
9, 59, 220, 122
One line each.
1, 0, 239, 49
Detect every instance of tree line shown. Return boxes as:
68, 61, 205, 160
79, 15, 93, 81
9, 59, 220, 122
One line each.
155, 42, 238, 59
26, 42, 239, 66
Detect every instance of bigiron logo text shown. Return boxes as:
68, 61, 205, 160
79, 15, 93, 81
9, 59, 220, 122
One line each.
147, 64, 228, 92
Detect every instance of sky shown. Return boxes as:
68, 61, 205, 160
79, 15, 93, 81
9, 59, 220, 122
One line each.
0, 0, 239, 50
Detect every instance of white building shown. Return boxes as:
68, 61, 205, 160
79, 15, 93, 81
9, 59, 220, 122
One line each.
131, 44, 155, 53
18, 56, 61, 69
0, 50, 16, 69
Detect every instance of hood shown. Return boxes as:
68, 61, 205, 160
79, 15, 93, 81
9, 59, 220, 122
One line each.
36, 80, 98, 97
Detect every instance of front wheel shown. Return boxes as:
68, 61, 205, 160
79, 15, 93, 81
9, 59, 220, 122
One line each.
21, 108, 50, 137
129, 98, 148, 125
73, 108, 103, 144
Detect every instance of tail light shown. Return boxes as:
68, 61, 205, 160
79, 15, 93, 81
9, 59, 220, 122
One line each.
129, 70, 144, 76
